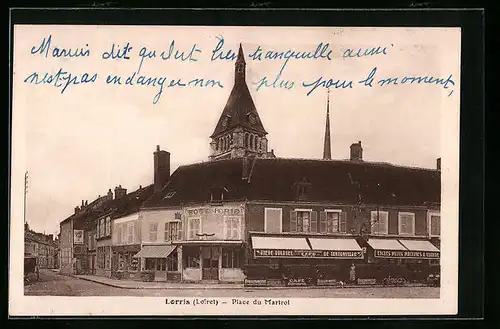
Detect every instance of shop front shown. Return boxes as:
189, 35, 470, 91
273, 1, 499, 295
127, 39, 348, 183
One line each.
357, 237, 441, 284
246, 235, 364, 287
134, 244, 181, 282
181, 203, 246, 283
180, 242, 245, 282
112, 244, 141, 280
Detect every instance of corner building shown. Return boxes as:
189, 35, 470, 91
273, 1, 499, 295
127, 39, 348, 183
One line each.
141, 43, 441, 285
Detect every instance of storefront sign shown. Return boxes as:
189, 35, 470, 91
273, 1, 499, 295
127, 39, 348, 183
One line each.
266, 279, 286, 287
186, 206, 244, 217
244, 279, 267, 287
254, 249, 363, 259
374, 249, 440, 259
73, 230, 84, 244
287, 278, 308, 286
357, 278, 377, 285
317, 279, 339, 286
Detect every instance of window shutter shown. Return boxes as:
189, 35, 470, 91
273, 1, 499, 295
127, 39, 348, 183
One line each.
311, 211, 318, 233
319, 211, 327, 233
340, 212, 347, 233
290, 211, 297, 232
177, 221, 183, 241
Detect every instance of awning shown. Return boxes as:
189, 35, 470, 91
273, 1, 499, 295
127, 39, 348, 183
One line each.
309, 238, 364, 259
398, 239, 440, 259
252, 236, 310, 258
368, 238, 440, 259
252, 236, 310, 250
398, 239, 440, 252
367, 238, 407, 251
133, 245, 176, 258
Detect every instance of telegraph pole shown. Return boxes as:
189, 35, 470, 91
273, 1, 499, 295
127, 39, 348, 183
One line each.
24, 171, 28, 226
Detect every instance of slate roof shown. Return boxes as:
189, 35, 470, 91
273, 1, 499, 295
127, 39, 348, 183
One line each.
143, 157, 440, 208
60, 185, 155, 228
210, 44, 267, 138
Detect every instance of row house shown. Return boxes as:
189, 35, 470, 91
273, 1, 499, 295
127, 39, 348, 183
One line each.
24, 223, 58, 269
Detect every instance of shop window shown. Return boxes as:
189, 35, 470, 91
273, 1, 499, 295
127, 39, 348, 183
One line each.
398, 212, 415, 235
370, 211, 389, 235
429, 213, 440, 237
222, 248, 241, 268
167, 252, 178, 271
188, 217, 201, 239
224, 216, 240, 239
290, 210, 317, 233
156, 258, 167, 271
184, 247, 200, 268
148, 222, 158, 242
165, 221, 181, 242
264, 208, 282, 233
145, 258, 155, 271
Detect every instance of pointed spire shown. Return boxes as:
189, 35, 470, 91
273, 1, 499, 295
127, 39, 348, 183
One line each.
236, 43, 246, 64
323, 88, 332, 160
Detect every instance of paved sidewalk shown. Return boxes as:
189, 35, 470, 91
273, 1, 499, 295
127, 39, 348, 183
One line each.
74, 275, 244, 289
72, 274, 431, 290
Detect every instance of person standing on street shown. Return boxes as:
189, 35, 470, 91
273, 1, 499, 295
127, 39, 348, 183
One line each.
349, 263, 356, 284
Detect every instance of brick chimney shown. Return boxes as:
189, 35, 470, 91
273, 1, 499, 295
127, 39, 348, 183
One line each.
350, 141, 363, 161
107, 189, 113, 200
74, 206, 80, 213
437, 158, 441, 171
81, 200, 85, 207
114, 185, 127, 199
154, 145, 171, 191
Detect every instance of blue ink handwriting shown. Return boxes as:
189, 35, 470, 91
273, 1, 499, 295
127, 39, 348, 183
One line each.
24, 69, 97, 94
30, 35, 91, 58
302, 76, 353, 96
102, 42, 133, 60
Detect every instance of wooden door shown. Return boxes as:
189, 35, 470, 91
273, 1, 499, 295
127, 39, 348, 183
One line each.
202, 247, 219, 280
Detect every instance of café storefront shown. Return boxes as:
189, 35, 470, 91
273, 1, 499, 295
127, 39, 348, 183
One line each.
178, 203, 246, 283
246, 235, 364, 287
355, 237, 441, 284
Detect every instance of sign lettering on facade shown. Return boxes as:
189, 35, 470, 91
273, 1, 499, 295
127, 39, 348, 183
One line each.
253, 249, 363, 259
186, 206, 244, 217
73, 230, 84, 244
374, 249, 440, 259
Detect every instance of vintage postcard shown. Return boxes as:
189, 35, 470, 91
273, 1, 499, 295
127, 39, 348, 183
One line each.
10, 24, 460, 316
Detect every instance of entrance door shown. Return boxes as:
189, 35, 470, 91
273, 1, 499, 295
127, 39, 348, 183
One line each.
202, 247, 219, 280
154, 258, 167, 281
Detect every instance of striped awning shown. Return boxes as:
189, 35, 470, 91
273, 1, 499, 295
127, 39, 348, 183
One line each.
133, 245, 176, 258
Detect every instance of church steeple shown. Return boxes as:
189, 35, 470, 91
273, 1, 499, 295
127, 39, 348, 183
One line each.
323, 88, 332, 160
209, 43, 275, 161
235, 43, 246, 84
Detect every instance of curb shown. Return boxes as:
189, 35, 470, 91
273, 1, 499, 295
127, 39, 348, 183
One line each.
71, 275, 435, 290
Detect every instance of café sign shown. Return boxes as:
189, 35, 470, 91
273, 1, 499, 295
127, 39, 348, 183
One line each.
186, 206, 244, 217
254, 249, 363, 259
374, 249, 440, 259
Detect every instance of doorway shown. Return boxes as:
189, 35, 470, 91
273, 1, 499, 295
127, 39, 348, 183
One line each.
202, 247, 219, 280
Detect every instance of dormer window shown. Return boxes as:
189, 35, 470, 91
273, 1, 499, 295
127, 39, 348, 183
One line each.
294, 177, 312, 201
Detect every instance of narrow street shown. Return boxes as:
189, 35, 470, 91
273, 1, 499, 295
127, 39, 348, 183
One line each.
24, 270, 440, 298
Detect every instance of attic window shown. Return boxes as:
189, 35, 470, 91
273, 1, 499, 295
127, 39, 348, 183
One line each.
164, 191, 176, 199
295, 178, 312, 201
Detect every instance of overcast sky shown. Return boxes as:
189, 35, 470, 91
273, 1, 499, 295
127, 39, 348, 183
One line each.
12, 26, 460, 235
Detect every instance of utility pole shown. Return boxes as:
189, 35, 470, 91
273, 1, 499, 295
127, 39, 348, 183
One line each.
24, 171, 28, 226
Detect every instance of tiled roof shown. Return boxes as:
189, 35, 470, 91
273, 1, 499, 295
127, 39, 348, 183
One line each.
143, 157, 440, 208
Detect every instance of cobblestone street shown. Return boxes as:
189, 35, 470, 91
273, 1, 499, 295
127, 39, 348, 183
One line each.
24, 270, 440, 298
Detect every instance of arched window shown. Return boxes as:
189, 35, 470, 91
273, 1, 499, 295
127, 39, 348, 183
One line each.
254, 135, 258, 150
244, 133, 249, 148
249, 134, 254, 149
216, 139, 220, 151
